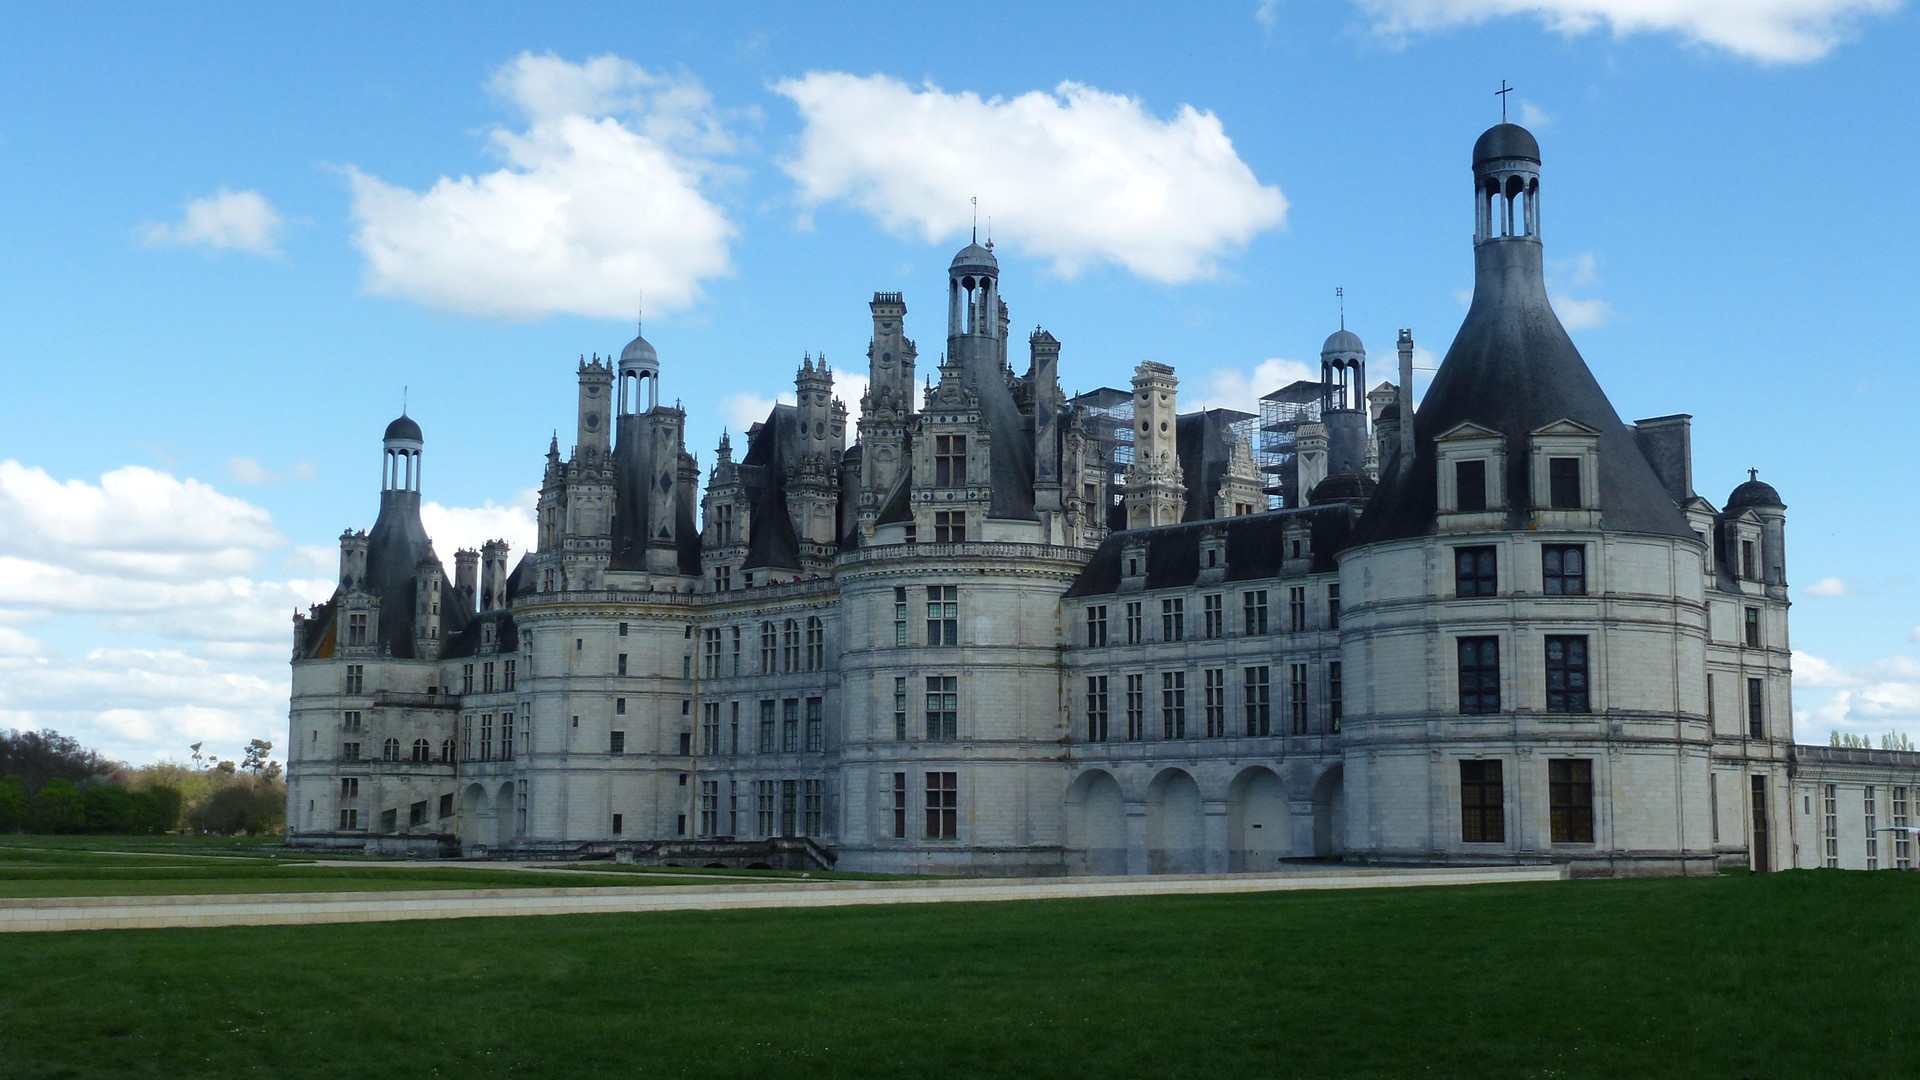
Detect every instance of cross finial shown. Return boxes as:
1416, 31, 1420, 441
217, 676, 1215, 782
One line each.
1336, 286, 1345, 330
1496, 80, 1514, 123
1749, 467, 1759, 482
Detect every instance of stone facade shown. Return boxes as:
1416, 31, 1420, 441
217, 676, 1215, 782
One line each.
288, 122, 1893, 876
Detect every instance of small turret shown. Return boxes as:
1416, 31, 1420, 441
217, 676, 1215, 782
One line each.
338, 529, 368, 591
1123, 361, 1185, 529
479, 540, 510, 612
453, 548, 479, 613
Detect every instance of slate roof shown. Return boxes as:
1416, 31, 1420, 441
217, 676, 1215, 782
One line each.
1065, 507, 1352, 598
738, 406, 804, 571
1174, 409, 1254, 523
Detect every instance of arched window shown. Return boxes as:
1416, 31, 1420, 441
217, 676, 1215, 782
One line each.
806, 617, 825, 672
411, 738, 431, 763
783, 619, 801, 673
382, 738, 400, 762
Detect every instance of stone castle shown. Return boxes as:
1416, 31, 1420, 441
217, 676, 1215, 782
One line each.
287, 121, 1920, 875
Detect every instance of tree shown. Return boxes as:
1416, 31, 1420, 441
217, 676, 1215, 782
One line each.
0, 729, 114, 793
242, 738, 274, 776
81, 784, 135, 833
27, 778, 86, 833
1882, 732, 1915, 752
0, 775, 26, 832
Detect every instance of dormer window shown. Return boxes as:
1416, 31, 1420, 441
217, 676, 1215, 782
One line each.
934, 435, 967, 486
1456, 460, 1488, 512
1548, 458, 1582, 509
1528, 419, 1601, 527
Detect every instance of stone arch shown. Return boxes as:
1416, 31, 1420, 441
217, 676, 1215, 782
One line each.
1227, 766, 1290, 872
1312, 764, 1346, 857
496, 781, 517, 846
1145, 768, 1204, 875
458, 782, 492, 854
1064, 770, 1126, 876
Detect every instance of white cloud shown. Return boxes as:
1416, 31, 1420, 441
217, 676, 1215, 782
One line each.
137, 189, 285, 256
724, 391, 794, 435
776, 74, 1287, 283
0, 627, 43, 658
1517, 99, 1553, 129
1791, 649, 1920, 746
832, 368, 870, 428
1804, 576, 1849, 597
1256, 0, 1284, 28
420, 489, 540, 568
1190, 357, 1317, 413
1549, 252, 1613, 330
348, 52, 738, 321
0, 460, 283, 580
226, 457, 315, 485
1354, 0, 1899, 63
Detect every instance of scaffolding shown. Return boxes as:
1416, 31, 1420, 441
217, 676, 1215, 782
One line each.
1259, 380, 1324, 509
1070, 387, 1133, 514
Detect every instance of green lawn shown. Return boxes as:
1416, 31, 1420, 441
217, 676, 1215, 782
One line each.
4, 871, 1915, 1078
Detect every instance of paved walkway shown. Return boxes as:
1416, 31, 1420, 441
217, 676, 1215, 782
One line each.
1, 864, 1561, 933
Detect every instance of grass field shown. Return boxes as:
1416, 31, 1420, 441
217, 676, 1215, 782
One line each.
4, 870, 1916, 1078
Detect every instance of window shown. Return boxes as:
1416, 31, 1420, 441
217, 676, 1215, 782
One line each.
1125, 674, 1145, 741
934, 434, 967, 486
893, 677, 907, 741
1086, 676, 1110, 742
1244, 666, 1271, 736
1087, 605, 1109, 647
340, 777, 359, 799
782, 699, 800, 752
1203, 594, 1223, 639
715, 504, 736, 545
1548, 457, 1582, 508
618, 622, 628, 637
1741, 539, 1756, 581
1328, 662, 1343, 732
338, 808, 359, 830
1288, 587, 1307, 632
891, 772, 908, 838
503, 659, 516, 691
757, 781, 777, 838
782, 620, 800, 673
1458, 637, 1501, 714
926, 586, 958, 646
760, 622, 777, 672
1545, 636, 1589, 713
1542, 545, 1585, 596
1823, 783, 1838, 868
1894, 787, 1912, 870
1124, 602, 1143, 645
1243, 590, 1269, 635
1455, 546, 1497, 597
713, 565, 731, 592
805, 617, 825, 671
805, 697, 824, 752
463, 664, 474, 693
934, 510, 967, 543
893, 587, 909, 646
503, 713, 516, 760
703, 629, 722, 678
441, 739, 454, 763
1744, 607, 1761, 648
1455, 459, 1488, 512
1327, 585, 1340, 630
1460, 760, 1505, 843
345, 664, 364, 694
461, 715, 472, 760
730, 628, 742, 676
409, 800, 427, 827
1710, 772, 1719, 842
781, 780, 798, 837
699, 780, 718, 837
1289, 664, 1309, 734
1865, 785, 1879, 871
377, 808, 397, 834
1549, 760, 1594, 843
411, 738, 430, 763
482, 662, 495, 693
925, 676, 957, 741
759, 700, 776, 753
609, 730, 625, 755
480, 714, 493, 761
615, 697, 626, 716
803, 779, 822, 836
612, 813, 623, 836
1162, 671, 1187, 738
347, 613, 368, 647
342, 741, 361, 762
342, 710, 362, 732
1161, 598, 1185, 642
701, 702, 721, 755
1203, 669, 1226, 738
925, 772, 958, 839
1746, 678, 1764, 739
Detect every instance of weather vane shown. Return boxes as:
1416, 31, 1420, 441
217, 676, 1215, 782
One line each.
971, 196, 979, 243
1496, 80, 1513, 123
1336, 286, 1345, 330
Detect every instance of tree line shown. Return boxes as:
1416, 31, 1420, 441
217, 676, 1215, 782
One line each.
0, 728, 286, 836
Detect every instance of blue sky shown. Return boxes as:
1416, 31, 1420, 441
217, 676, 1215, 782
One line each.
1, 0, 1915, 765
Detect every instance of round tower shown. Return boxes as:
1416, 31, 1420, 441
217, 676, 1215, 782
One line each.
1320, 327, 1368, 476
618, 321, 659, 416
1473, 123, 1541, 244
383, 413, 423, 494
948, 241, 1000, 340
